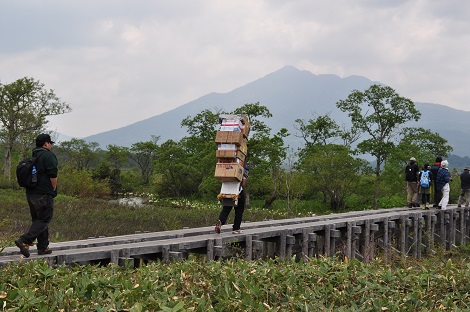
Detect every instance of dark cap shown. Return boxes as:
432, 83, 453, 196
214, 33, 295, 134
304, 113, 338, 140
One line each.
435, 156, 442, 162
35, 133, 55, 146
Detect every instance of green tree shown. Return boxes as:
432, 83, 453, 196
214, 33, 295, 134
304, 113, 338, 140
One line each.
160, 103, 289, 204
395, 127, 453, 163
0, 77, 71, 179
180, 109, 222, 196
295, 114, 341, 147
181, 109, 221, 141
104, 145, 130, 195
55, 138, 100, 170
129, 136, 160, 185
296, 144, 364, 210
233, 103, 289, 208
154, 140, 199, 197
337, 84, 421, 209
294, 114, 367, 209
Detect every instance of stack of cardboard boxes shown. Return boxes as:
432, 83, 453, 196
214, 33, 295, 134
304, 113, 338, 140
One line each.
214, 114, 250, 205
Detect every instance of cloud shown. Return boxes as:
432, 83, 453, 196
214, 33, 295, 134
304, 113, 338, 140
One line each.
1, 0, 469, 138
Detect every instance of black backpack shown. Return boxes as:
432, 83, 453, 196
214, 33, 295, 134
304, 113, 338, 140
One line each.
16, 150, 46, 189
405, 163, 418, 181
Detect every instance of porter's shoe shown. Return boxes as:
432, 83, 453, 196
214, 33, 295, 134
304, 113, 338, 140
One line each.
37, 248, 52, 255
232, 230, 243, 234
15, 239, 30, 258
214, 220, 222, 234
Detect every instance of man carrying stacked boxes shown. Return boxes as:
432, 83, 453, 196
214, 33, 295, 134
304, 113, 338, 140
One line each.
214, 114, 250, 234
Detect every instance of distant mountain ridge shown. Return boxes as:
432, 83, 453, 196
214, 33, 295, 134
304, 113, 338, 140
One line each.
83, 66, 470, 157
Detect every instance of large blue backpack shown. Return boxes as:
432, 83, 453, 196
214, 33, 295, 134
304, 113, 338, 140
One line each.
420, 170, 430, 188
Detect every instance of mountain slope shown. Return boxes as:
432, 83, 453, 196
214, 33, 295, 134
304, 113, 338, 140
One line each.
84, 66, 470, 157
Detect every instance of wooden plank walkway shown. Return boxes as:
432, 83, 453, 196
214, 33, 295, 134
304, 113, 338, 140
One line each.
1, 205, 469, 268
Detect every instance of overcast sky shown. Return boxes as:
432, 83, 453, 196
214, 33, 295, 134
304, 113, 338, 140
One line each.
1, 0, 469, 138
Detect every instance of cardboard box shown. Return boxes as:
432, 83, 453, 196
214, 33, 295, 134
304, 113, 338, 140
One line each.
215, 149, 246, 164
214, 131, 244, 145
227, 131, 244, 145
214, 162, 244, 182
241, 114, 250, 138
214, 131, 228, 144
239, 138, 248, 155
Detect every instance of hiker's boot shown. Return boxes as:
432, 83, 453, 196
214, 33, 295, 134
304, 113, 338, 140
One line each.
15, 239, 31, 258
214, 220, 222, 234
38, 247, 52, 255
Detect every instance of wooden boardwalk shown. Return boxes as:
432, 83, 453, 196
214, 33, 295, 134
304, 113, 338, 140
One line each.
1, 205, 469, 268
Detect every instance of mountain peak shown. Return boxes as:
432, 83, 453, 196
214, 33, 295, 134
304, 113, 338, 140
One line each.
83, 67, 470, 157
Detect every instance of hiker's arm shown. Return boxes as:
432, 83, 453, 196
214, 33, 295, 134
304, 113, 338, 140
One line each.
50, 177, 57, 191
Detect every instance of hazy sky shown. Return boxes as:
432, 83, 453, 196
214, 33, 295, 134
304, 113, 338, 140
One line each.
1, 0, 469, 138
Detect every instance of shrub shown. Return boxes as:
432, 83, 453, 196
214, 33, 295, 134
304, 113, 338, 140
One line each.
58, 165, 111, 198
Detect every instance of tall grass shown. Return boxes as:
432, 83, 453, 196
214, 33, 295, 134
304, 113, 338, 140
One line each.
1, 189, 294, 244
0, 251, 469, 311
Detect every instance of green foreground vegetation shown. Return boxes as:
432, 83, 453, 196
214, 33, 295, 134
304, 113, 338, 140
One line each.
1, 249, 469, 311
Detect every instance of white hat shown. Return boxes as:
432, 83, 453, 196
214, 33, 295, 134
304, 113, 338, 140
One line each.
410, 157, 416, 161
441, 160, 449, 168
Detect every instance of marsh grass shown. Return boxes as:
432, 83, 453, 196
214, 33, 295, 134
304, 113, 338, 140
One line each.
0, 189, 292, 245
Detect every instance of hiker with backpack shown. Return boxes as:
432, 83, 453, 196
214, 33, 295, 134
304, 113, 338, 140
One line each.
419, 164, 433, 209
405, 157, 420, 208
15, 134, 58, 258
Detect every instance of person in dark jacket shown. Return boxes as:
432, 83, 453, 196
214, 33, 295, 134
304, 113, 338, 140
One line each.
15, 134, 58, 258
215, 166, 249, 234
457, 167, 470, 208
430, 156, 442, 207
405, 157, 420, 207
436, 160, 451, 210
